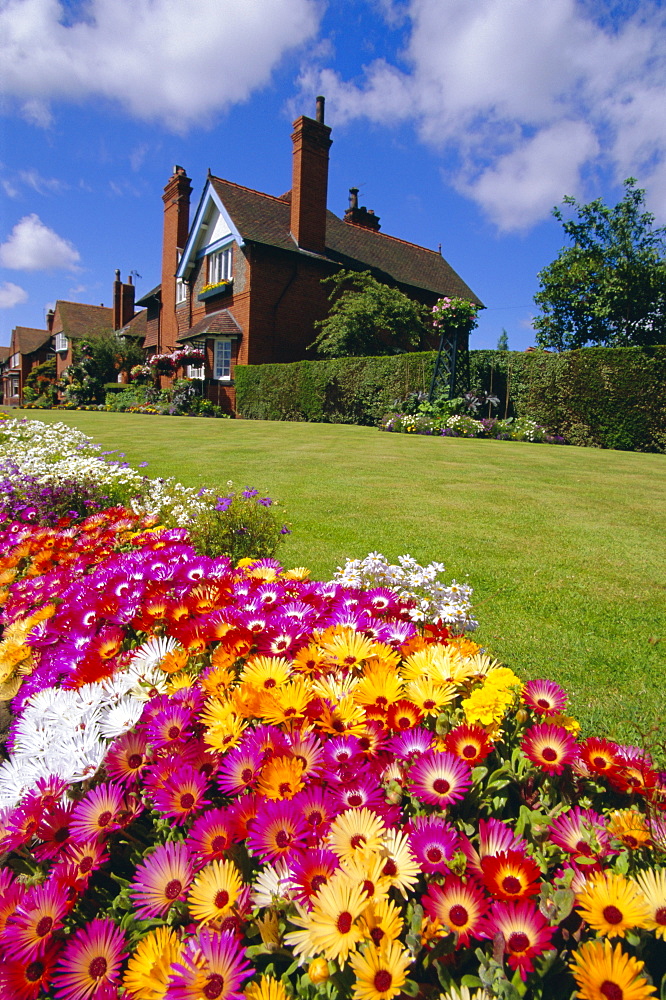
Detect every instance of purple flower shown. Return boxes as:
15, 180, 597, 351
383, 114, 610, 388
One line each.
242, 488, 259, 499
280, 525, 291, 535
258, 497, 273, 507
214, 497, 232, 513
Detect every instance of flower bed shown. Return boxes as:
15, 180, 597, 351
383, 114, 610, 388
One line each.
380, 413, 566, 444
0, 434, 664, 1000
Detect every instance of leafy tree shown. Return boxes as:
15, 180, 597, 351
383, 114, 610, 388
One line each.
534, 179, 666, 350
497, 329, 509, 351
24, 357, 58, 403
65, 329, 146, 404
310, 270, 430, 358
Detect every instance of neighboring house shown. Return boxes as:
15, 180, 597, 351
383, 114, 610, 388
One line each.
2, 327, 53, 406
139, 96, 481, 413
50, 271, 138, 381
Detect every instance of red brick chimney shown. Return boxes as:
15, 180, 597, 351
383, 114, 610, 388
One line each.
161, 165, 192, 350
290, 96, 332, 255
344, 187, 381, 231
113, 270, 136, 330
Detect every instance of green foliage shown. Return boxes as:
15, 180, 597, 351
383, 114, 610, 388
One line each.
186, 489, 288, 563
106, 381, 226, 417
534, 179, 666, 350
497, 329, 509, 351
310, 269, 430, 357
236, 346, 666, 452
235, 353, 438, 425
24, 357, 58, 405
65, 330, 146, 404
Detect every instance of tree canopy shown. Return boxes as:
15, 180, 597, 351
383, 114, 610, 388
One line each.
310, 270, 430, 358
534, 179, 666, 351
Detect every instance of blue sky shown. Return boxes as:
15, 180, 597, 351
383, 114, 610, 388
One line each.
1, 0, 664, 351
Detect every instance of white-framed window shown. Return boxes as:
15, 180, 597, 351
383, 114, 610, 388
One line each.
10, 353, 20, 368
208, 246, 233, 285
55, 333, 68, 352
213, 339, 232, 380
176, 278, 187, 305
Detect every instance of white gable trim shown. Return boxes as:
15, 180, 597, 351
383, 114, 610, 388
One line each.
176, 182, 243, 280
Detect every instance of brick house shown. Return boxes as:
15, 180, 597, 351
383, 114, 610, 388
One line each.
2, 327, 53, 406
139, 96, 481, 413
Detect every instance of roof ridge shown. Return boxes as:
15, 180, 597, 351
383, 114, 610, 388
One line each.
335, 216, 442, 257
211, 176, 290, 205
57, 300, 112, 308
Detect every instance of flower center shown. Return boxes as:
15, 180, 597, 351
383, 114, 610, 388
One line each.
165, 879, 183, 900
600, 983, 623, 1000
180, 793, 195, 809
25, 962, 44, 983
211, 835, 228, 853
97, 810, 112, 827
88, 956, 108, 979
448, 904, 468, 927
603, 905, 624, 925
433, 778, 451, 794
508, 931, 529, 953
275, 830, 291, 849
382, 859, 397, 877
204, 973, 225, 999
537, 698, 551, 709
424, 700, 436, 710
337, 911, 353, 933
214, 889, 230, 909
655, 907, 666, 925
79, 856, 94, 874
350, 834, 366, 850
264, 678, 276, 689
241, 768, 253, 783
128, 753, 143, 769
279, 782, 293, 797
502, 876, 522, 895
463, 745, 477, 758
347, 793, 363, 806
541, 747, 558, 762
370, 927, 385, 945
168, 725, 181, 739
374, 971, 393, 993
308, 811, 323, 826
397, 716, 411, 729
54, 826, 69, 843
362, 879, 375, 896
593, 755, 609, 769
311, 875, 328, 893
35, 916, 53, 938
426, 847, 443, 863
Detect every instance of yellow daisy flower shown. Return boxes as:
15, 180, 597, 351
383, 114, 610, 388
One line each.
340, 853, 392, 906
245, 976, 289, 1000
284, 870, 367, 963
378, 828, 421, 898
257, 755, 305, 800
259, 678, 314, 728
241, 655, 292, 691
569, 938, 656, 1000
353, 666, 405, 710
404, 676, 456, 715
576, 872, 651, 938
281, 566, 311, 581
634, 868, 666, 939
320, 629, 379, 668
349, 939, 413, 1000
358, 898, 404, 949
607, 810, 652, 850
187, 859, 244, 926
328, 808, 386, 862
122, 926, 183, 1000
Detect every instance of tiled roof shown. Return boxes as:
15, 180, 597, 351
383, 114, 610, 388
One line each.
54, 301, 113, 339
136, 285, 161, 307
13, 327, 51, 355
0, 346, 10, 363
120, 309, 147, 340
210, 177, 482, 304
177, 310, 242, 343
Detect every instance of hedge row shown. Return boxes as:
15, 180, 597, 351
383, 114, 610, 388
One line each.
235, 345, 666, 451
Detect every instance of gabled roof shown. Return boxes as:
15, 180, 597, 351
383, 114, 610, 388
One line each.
207, 177, 482, 304
0, 346, 10, 363
177, 309, 242, 343
12, 327, 51, 355
54, 301, 113, 339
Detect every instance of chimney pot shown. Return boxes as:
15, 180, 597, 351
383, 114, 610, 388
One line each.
316, 95, 325, 123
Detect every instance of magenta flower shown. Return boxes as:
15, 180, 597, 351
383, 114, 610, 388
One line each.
409, 750, 472, 808
522, 678, 568, 716
51, 918, 127, 1000
409, 816, 460, 874
130, 842, 194, 919
165, 928, 251, 1000
521, 723, 578, 775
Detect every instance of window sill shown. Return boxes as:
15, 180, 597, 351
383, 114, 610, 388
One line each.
198, 282, 233, 303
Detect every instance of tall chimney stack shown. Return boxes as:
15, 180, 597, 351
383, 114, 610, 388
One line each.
161, 165, 192, 350
113, 270, 137, 330
290, 96, 332, 255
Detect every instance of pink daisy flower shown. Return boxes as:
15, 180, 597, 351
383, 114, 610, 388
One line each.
522, 678, 568, 716
104, 730, 150, 785
0, 940, 61, 1000
69, 784, 124, 842
409, 750, 472, 808
409, 816, 460, 874
423, 876, 490, 947
548, 807, 611, 858
166, 928, 251, 1000
483, 899, 556, 980
290, 849, 340, 908
187, 809, 236, 867
151, 765, 210, 825
130, 842, 194, 919
521, 723, 578, 775
51, 917, 127, 1000
3, 883, 69, 960
216, 747, 263, 796
460, 818, 529, 878
246, 799, 308, 862
33, 803, 74, 861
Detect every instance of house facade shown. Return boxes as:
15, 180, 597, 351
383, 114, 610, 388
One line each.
2, 328, 53, 406
140, 96, 481, 413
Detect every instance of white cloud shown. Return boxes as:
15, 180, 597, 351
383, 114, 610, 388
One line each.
1, 0, 322, 131
0, 214, 81, 271
304, 0, 666, 230
18, 169, 67, 195
0, 281, 28, 309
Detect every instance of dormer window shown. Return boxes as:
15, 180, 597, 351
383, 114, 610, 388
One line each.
55, 333, 68, 353
208, 246, 233, 285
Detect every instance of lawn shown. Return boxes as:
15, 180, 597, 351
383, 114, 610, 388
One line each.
12, 409, 666, 744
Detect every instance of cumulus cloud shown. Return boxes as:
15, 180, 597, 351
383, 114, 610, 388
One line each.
1, 0, 321, 131
0, 215, 81, 271
0, 282, 28, 309
303, 0, 666, 230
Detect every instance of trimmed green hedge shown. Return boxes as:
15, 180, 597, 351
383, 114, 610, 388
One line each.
235, 346, 666, 451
